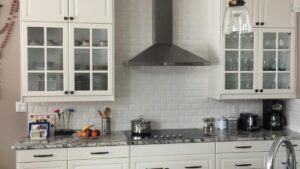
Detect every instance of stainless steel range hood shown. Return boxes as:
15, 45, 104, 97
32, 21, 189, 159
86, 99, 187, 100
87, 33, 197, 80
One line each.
124, 0, 211, 66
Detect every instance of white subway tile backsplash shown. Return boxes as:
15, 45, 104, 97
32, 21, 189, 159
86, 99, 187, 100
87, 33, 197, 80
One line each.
27, 0, 263, 131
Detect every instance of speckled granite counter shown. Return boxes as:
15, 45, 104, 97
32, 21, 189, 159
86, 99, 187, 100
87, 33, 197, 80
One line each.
12, 131, 128, 150
12, 129, 300, 150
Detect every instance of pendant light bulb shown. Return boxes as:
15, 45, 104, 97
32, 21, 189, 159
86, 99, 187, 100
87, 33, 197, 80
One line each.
223, 0, 252, 34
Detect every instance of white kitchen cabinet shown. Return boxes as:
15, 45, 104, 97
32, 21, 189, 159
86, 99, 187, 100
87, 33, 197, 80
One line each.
131, 154, 215, 169
216, 152, 267, 169
22, 22, 114, 102
18, 161, 67, 169
68, 158, 129, 169
21, 0, 113, 23
221, 0, 295, 28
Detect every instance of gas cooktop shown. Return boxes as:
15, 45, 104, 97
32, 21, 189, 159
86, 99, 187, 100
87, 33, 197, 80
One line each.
124, 128, 208, 141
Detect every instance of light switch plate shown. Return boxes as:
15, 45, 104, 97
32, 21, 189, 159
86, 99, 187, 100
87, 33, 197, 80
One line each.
16, 102, 28, 113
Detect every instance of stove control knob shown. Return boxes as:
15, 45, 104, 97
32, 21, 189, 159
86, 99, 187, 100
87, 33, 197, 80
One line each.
166, 135, 170, 138
160, 135, 165, 139
172, 134, 177, 138
178, 134, 183, 138
154, 135, 158, 139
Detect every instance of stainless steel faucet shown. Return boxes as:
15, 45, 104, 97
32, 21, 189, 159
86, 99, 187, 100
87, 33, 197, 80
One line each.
267, 137, 296, 169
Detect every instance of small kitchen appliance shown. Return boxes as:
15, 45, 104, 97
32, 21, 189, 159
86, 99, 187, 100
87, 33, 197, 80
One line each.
238, 113, 260, 131
263, 100, 286, 130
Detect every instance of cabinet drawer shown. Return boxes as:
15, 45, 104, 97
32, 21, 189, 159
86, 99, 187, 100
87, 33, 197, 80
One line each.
216, 141, 269, 153
68, 146, 129, 160
17, 149, 67, 163
273, 151, 300, 169
216, 152, 266, 169
130, 143, 215, 157
269, 139, 300, 151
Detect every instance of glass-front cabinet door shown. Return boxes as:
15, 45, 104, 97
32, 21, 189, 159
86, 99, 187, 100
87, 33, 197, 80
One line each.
22, 22, 68, 96
259, 29, 295, 94
69, 24, 112, 96
223, 30, 258, 94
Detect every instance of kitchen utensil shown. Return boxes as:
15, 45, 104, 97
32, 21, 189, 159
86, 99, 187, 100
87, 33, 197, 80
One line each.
131, 117, 151, 136
239, 113, 260, 131
104, 107, 111, 118
203, 117, 214, 131
228, 116, 238, 131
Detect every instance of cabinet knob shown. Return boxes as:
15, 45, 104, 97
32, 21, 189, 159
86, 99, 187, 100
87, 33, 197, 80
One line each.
256, 22, 259, 26
70, 91, 75, 94
260, 89, 264, 93
64, 91, 69, 94
255, 89, 259, 93
260, 22, 265, 26
70, 17, 74, 20
64, 16, 68, 20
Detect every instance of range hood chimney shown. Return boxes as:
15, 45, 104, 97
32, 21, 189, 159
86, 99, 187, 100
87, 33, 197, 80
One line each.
124, 0, 211, 66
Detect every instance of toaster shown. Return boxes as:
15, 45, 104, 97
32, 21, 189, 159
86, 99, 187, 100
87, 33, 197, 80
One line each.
238, 113, 260, 131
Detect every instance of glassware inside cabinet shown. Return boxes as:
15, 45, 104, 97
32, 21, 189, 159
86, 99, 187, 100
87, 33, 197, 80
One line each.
278, 51, 291, 71
92, 29, 108, 47
278, 73, 290, 89
74, 28, 90, 47
225, 32, 239, 49
47, 73, 63, 91
240, 51, 254, 71
241, 32, 254, 49
263, 51, 276, 71
28, 27, 44, 46
28, 73, 45, 91
47, 49, 63, 70
75, 49, 90, 70
263, 73, 276, 89
47, 28, 63, 46
28, 48, 44, 70
225, 73, 238, 90
93, 73, 108, 90
75, 73, 90, 91
93, 49, 108, 70
263, 33, 276, 49
278, 33, 291, 49
225, 51, 238, 71
240, 73, 253, 89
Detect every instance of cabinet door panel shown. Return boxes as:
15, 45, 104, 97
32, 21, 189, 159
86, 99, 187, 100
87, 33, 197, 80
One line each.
69, 0, 113, 23
22, 22, 69, 97
68, 158, 129, 169
18, 161, 67, 169
260, 0, 295, 28
258, 28, 295, 94
21, 0, 68, 22
69, 23, 113, 96
216, 153, 266, 169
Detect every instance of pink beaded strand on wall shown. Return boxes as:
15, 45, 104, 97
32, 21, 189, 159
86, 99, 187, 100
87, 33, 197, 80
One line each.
0, 0, 19, 57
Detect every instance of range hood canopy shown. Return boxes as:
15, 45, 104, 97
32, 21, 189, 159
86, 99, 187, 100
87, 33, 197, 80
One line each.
125, 0, 211, 66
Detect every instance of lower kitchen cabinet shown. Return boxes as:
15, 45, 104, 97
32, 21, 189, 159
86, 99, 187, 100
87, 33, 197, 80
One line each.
68, 158, 129, 169
216, 152, 267, 169
18, 161, 67, 169
131, 154, 215, 169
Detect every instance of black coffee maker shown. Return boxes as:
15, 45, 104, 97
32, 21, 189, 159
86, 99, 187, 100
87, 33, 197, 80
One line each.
263, 100, 286, 130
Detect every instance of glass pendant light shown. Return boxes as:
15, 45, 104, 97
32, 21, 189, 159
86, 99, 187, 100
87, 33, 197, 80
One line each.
223, 0, 252, 34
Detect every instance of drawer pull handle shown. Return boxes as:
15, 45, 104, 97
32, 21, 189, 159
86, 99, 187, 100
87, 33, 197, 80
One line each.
235, 146, 252, 149
146, 168, 163, 169
282, 144, 298, 147
33, 154, 54, 158
282, 162, 298, 164
185, 166, 202, 168
235, 164, 252, 167
90, 151, 109, 155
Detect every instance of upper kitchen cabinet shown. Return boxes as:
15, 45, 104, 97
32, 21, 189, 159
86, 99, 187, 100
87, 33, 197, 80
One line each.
21, 0, 113, 23
208, 0, 296, 100
221, 0, 295, 28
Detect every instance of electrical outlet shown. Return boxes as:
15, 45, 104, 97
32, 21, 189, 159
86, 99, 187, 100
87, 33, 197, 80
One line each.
16, 102, 28, 113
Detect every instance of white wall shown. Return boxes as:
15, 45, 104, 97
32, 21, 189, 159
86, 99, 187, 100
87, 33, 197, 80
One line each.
28, 0, 263, 131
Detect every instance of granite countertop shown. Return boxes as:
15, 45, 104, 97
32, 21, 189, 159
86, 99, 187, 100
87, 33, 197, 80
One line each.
12, 131, 128, 150
12, 129, 300, 150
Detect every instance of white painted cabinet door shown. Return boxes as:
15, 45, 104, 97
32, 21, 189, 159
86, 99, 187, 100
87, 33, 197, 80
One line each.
69, 0, 113, 23
22, 22, 69, 97
18, 161, 67, 169
68, 158, 129, 169
21, 0, 68, 22
216, 152, 266, 169
69, 23, 113, 96
258, 28, 295, 94
259, 0, 295, 28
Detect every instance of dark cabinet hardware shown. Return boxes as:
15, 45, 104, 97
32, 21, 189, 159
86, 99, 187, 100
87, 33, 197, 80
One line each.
260, 22, 265, 26
185, 166, 202, 168
235, 164, 252, 167
256, 22, 259, 25
255, 89, 259, 93
90, 151, 109, 155
64, 91, 69, 94
64, 16, 68, 20
282, 144, 298, 147
70, 17, 74, 20
260, 89, 263, 93
146, 168, 163, 169
235, 146, 252, 149
70, 91, 74, 94
0, 4, 3, 8
33, 154, 54, 158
